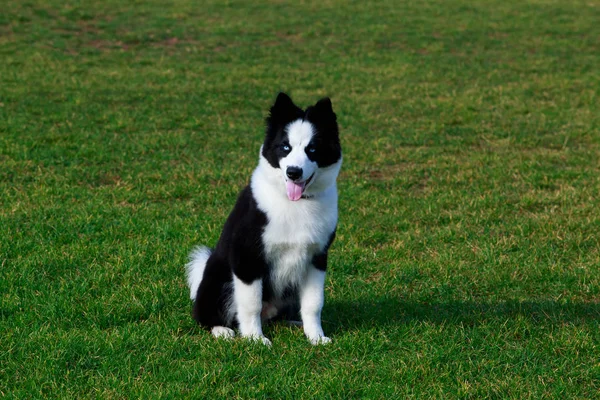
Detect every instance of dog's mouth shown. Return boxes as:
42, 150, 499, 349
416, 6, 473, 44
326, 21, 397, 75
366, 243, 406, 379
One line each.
285, 173, 315, 201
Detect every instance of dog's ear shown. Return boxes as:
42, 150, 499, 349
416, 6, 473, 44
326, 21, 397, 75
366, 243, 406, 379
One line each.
272, 92, 294, 110
268, 92, 302, 125
314, 97, 333, 114
310, 97, 337, 124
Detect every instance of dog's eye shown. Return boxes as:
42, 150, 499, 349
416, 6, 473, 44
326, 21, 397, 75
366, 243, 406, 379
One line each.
281, 144, 291, 152
306, 146, 316, 153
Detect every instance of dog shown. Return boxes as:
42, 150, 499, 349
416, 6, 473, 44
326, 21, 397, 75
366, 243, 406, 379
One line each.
185, 92, 342, 345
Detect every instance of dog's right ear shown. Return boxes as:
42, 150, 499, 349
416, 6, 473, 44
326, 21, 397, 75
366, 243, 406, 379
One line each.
268, 92, 302, 126
272, 92, 294, 110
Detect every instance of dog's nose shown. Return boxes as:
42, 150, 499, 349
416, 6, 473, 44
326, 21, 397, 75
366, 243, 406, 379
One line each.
286, 166, 303, 181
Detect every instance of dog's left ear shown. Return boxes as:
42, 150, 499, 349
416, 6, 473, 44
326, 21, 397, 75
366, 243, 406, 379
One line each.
315, 97, 333, 113
312, 97, 337, 123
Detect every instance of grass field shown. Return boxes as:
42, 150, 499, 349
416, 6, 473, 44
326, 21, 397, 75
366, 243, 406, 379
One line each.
2, 0, 600, 397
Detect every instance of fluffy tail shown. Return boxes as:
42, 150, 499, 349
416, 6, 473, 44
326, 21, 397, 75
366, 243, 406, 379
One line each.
186, 246, 212, 301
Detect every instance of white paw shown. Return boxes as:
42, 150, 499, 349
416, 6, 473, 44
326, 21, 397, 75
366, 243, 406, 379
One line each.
242, 334, 272, 346
258, 336, 272, 346
211, 326, 235, 339
308, 335, 332, 345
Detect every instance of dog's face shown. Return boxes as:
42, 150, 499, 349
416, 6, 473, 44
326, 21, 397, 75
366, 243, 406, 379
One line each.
261, 93, 342, 201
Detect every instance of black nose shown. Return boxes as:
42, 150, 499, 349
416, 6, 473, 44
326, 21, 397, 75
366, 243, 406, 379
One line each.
286, 166, 303, 181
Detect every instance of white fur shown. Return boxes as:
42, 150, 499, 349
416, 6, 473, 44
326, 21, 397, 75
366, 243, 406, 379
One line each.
279, 120, 318, 184
233, 276, 272, 345
211, 326, 235, 339
300, 268, 331, 344
186, 246, 211, 300
251, 155, 340, 297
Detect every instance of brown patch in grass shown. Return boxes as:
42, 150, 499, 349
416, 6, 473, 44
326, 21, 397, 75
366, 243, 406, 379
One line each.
80, 36, 204, 53
76, 19, 103, 35
275, 31, 305, 44
363, 162, 420, 180
364, 271, 384, 283
87, 39, 129, 51
96, 173, 124, 187
162, 37, 179, 46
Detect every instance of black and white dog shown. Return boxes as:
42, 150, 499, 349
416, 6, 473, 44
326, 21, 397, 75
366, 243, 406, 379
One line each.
186, 92, 342, 345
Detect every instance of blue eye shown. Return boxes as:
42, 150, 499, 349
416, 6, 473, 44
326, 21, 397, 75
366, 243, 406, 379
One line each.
307, 146, 316, 153
282, 144, 291, 151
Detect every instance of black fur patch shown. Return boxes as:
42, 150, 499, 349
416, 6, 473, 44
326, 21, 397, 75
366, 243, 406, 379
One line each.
192, 186, 268, 328
312, 229, 336, 271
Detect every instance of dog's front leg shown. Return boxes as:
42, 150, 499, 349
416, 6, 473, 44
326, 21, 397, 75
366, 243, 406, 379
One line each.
300, 267, 331, 345
233, 276, 271, 345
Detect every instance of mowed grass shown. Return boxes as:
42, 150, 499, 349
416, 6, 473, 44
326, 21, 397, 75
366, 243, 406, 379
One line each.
1, 0, 600, 397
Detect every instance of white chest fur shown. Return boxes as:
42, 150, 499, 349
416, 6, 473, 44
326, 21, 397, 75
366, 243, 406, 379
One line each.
251, 165, 338, 295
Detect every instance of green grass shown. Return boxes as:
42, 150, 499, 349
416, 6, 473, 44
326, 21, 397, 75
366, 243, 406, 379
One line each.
1, 0, 600, 397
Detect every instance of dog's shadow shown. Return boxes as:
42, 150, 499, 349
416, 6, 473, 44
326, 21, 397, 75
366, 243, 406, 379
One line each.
323, 296, 600, 334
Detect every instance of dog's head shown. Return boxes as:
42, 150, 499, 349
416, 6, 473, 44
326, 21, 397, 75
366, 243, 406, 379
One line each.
260, 93, 342, 201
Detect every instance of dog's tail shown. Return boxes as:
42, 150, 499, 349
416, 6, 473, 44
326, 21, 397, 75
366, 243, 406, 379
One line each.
185, 246, 212, 301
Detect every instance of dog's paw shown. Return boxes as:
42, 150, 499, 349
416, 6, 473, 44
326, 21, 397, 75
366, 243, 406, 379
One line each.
258, 336, 272, 346
242, 334, 272, 346
211, 326, 235, 339
308, 335, 332, 345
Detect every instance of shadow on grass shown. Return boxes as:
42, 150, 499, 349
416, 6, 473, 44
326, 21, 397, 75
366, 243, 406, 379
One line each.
325, 296, 600, 333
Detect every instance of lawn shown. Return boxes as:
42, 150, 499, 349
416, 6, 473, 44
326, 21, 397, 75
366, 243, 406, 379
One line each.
1, 0, 600, 398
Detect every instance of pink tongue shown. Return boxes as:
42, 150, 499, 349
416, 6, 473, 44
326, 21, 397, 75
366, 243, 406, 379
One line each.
286, 180, 306, 201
